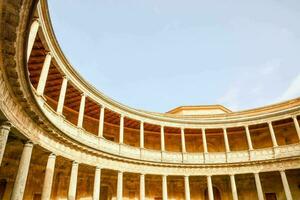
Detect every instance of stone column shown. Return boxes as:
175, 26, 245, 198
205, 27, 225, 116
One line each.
11, 142, 34, 200
140, 173, 145, 200
77, 94, 86, 128
68, 161, 79, 200
254, 173, 264, 200
292, 116, 300, 142
0, 121, 11, 166
207, 175, 214, 200
230, 174, 238, 200
140, 121, 144, 148
162, 175, 168, 200
27, 19, 40, 61
36, 53, 52, 96
119, 115, 124, 144
268, 122, 278, 147
245, 126, 253, 150
93, 167, 101, 200
223, 128, 230, 152
98, 106, 105, 137
117, 171, 123, 200
57, 76, 68, 114
184, 176, 191, 200
161, 126, 165, 151
181, 127, 186, 153
202, 128, 208, 153
41, 153, 56, 200
280, 170, 293, 200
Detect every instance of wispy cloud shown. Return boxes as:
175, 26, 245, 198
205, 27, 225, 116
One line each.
277, 74, 300, 101
217, 87, 240, 111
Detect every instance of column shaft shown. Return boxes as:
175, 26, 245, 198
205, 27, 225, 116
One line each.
57, 77, 68, 114
27, 19, 39, 60
0, 122, 11, 166
223, 128, 230, 152
162, 175, 168, 200
11, 142, 34, 200
77, 94, 86, 128
268, 122, 278, 147
68, 161, 79, 200
37, 53, 52, 96
293, 116, 300, 141
202, 129, 208, 153
181, 128, 186, 153
254, 173, 264, 200
280, 171, 293, 200
98, 106, 105, 137
93, 167, 101, 200
119, 115, 124, 144
117, 171, 123, 200
184, 176, 191, 200
41, 153, 56, 200
245, 126, 253, 150
140, 174, 145, 200
161, 126, 165, 151
230, 175, 238, 200
140, 121, 144, 148
207, 176, 214, 200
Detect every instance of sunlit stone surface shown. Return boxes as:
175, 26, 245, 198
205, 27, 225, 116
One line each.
0, 0, 300, 199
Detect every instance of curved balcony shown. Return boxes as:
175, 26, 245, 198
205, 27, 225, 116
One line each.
21, 0, 300, 165
1, 0, 300, 199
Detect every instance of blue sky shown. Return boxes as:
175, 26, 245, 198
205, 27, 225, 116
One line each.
48, 0, 300, 112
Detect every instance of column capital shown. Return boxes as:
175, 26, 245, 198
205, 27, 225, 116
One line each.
32, 17, 41, 24
95, 166, 102, 170
45, 51, 53, 57
72, 161, 79, 166
24, 141, 34, 147
49, 153, 56, 158
62, 75, 69, 80
267, 121, 273, 126
0, 121, 12, 131
80, 93, 86, 97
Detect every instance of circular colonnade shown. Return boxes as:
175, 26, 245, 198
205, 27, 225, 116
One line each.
0, 0, 300, 199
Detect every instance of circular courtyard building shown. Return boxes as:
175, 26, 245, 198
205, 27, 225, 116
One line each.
0, 0, 300, 200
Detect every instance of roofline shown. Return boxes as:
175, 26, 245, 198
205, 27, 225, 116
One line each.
166, 105, 232, 114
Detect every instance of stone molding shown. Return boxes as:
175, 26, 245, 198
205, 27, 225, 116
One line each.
0, 0, 299, 177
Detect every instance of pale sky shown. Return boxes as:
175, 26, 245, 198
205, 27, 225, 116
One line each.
48, 0, 300, 112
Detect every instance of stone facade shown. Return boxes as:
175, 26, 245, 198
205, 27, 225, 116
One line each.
0, 0, 300, 199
